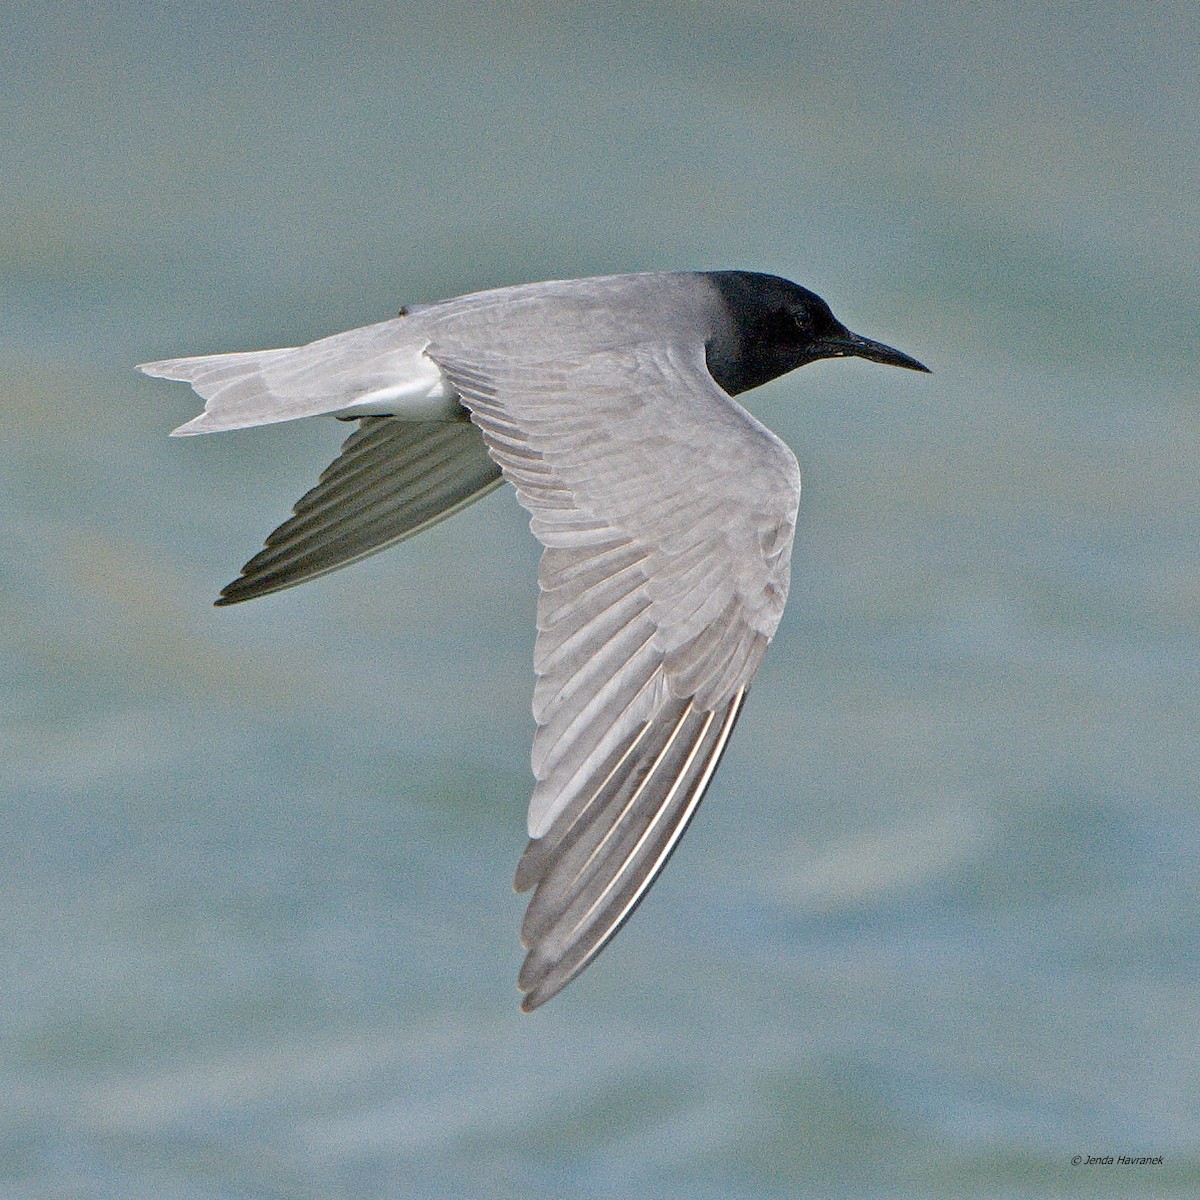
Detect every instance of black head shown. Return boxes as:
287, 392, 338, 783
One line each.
704, 271, 929, 396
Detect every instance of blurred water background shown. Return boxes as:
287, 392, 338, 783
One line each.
3, 2, 1198, 1197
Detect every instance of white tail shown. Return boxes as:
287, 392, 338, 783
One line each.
139, 318, 458, 435
139, 348, 298, 435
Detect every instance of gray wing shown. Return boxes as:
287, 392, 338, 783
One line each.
431, 339, 800, 1010
217, 416, 502, 605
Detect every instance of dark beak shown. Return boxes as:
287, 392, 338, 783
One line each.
824, 330, 931, 373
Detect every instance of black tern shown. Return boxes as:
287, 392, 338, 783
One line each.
139, 271, 928, 1010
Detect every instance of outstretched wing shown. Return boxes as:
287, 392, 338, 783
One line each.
217, 417, 502, 605
431, 340, 800, 1010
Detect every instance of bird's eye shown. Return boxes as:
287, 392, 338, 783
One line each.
767, 307, 806, 340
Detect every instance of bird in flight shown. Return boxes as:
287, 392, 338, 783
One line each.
139, 271, 928, 1010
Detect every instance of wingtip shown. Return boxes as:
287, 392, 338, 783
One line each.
516, 968, 542, 1014
518, 970, 571, 1012
518, 980, 555, 1013
214, 570, 297, 606
213, 581, 250, 607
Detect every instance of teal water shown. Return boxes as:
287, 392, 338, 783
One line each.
3, 3, 1198, 1197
